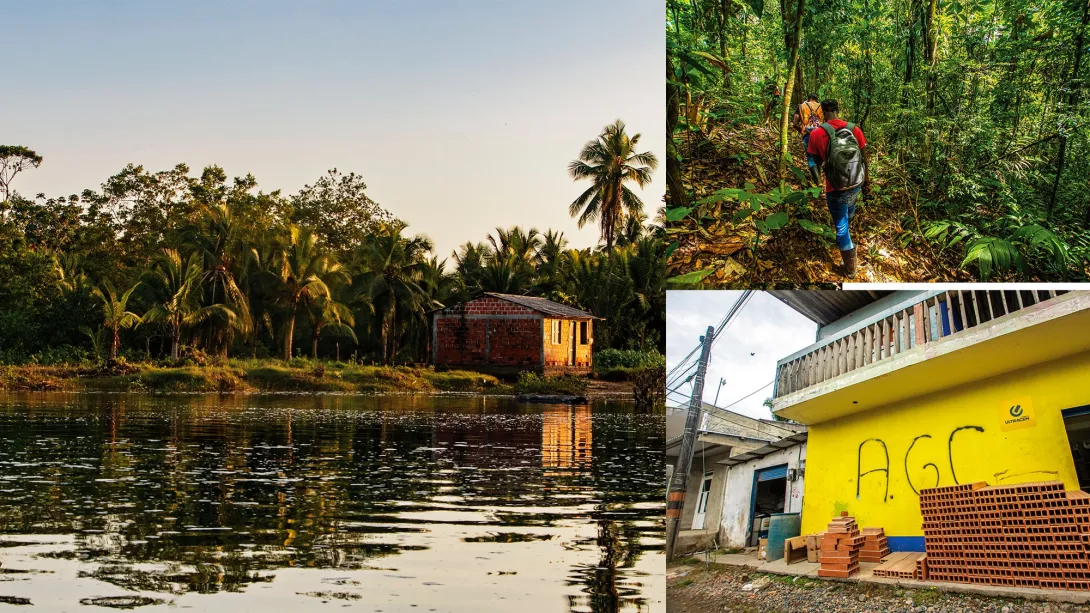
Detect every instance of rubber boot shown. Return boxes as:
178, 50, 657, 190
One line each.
840, 248, 857, 279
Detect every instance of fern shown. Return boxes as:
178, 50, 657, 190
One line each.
961, 237, 1025, 280
1012, 224, 1068, 271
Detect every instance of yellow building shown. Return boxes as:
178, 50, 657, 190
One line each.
770, 290, 1090, 552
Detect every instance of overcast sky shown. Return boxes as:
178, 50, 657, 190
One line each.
4, 0, 664, 259
667, 292, 818, 420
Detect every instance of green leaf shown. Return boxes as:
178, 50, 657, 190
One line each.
742, 0, 764, 18
1013, 224, 1068, 270
667, 269, 716, 286
733, 209, 754, 223
789, 166, 810, 184
665, 241, 679, 259
961, 237, 1025, 280
665, 207, 693, 222
763, 211, 789, 231
784, 191, 808, 205
798, 218, 835, 239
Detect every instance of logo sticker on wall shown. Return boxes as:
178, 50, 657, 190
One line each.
998, 397, 1037, 431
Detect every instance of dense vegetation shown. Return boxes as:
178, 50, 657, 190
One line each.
0, 122, 666, 371
666, 0, 1090, 285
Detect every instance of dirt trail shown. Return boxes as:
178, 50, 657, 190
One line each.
668, 124, 957, 287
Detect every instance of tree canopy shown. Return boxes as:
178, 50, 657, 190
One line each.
666, 0, 1090, 284
0, 133, 665, 365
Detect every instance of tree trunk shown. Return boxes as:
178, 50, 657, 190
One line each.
171, 315, 180, 360
110, 328, 119, 361
779, 0, 806, 178
924, 0, 939, 111
717, 0, 731, 83
389, 306, 399, 364
283, 302, 297, 361
666, 54, 688, 208
1054, 0, 1090, 220
312, 331, 319, 360
902, 0, 918, 108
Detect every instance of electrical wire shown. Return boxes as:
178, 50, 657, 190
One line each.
716, 380, 774, 411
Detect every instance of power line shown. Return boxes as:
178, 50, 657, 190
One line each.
716, 380, 774, 411
667, 290, 753, 388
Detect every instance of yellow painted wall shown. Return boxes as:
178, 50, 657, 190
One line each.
800, 349, 1090, 537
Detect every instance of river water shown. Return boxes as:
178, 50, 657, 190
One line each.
0, 393, 663, 612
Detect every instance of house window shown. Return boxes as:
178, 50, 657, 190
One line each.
551, 320, 562, 344
579, 321, 589, 345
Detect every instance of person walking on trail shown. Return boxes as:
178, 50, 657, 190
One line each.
793, 94, 824, 178
806, 99, 870, 279
762, 77, 781, 128
793, 94, 824, 149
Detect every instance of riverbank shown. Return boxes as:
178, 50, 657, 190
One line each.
0, 361, 642, 398
0, 361, 502, 394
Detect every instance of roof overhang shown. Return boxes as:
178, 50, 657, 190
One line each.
718, 432, 808, 467
769, 290, 895, 326
772, 292, 1090, 425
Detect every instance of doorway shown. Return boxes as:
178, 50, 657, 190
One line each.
747, 464, 788, 547
1062, 406, 1090, 491
568, 322, 576, 366
692, 472, 713, 530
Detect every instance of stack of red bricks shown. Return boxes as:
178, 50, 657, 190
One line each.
920, 481, 1090, 590
859, 527, 891, 563
818, 512, 865, 578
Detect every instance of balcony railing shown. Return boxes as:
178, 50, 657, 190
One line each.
773, 290, 1069, 399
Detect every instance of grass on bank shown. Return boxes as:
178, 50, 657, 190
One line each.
0, 359, 503, 394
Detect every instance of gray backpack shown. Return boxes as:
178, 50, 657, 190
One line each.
821, 122, 865, 191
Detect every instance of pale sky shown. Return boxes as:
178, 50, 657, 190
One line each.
666, 291, 818, 420
4, 0, 665, 259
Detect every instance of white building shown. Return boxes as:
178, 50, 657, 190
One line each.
666, 402, 806, 553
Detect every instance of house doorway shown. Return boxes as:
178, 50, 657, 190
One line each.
1062, 406, 1090, 491
747, 464, 788, 547
569, 322, 576, 366
692, 472, 713, 530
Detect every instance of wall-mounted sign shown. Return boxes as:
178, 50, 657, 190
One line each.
998, 397, 1037, 431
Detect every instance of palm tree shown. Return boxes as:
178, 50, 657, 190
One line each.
616, 210, 649, 247
354, 221, 433, 364
141, 249, 203, 359
275, 225, 348, 361
92, 280, 143, 361
534, 230, 569, 294
53, 253, 92, 295
305, 294, 357, 359
479, 253, 534, 294
568, 120, 659, 250
190, 202, 254, 355
486, 226, 542, 265
453, 241, 490, 297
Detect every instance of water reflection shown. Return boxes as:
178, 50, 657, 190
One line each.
0, 393, 664, 612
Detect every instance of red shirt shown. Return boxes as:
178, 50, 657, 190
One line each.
807, 119, 866, 192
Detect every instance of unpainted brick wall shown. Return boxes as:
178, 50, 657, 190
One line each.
434, 297, 544, 367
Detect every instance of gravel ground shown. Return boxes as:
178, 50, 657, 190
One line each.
667, 563, 1090, 613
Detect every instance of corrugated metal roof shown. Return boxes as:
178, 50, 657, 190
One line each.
717, 432, 808, 467
484, 293, 597, 319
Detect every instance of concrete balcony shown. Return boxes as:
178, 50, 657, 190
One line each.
772, 290, 1090, 424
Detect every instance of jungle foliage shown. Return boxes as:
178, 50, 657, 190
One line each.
0, 123, 665, 366
666, 0, 1090, 284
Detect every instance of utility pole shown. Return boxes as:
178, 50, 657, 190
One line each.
713, 378, 726, 407
666, 325, 715, 561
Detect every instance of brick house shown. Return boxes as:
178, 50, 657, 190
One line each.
432, 293, 598, 376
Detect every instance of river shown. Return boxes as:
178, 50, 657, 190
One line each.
0, 393, 663, 612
